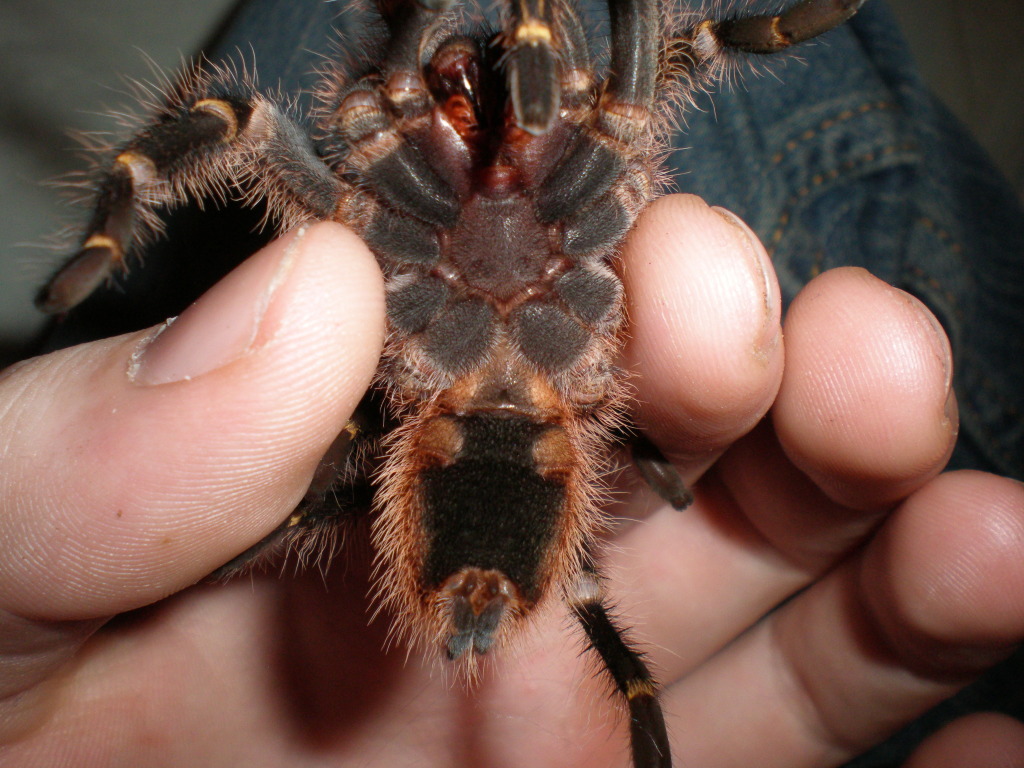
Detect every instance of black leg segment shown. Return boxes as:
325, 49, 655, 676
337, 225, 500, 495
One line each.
714, 0, 867, 53
572, 572, 672, 768
506, 0, 560, 134
535, 0, 660, 226
631, 432, 694, 511
606, 0, 660, 109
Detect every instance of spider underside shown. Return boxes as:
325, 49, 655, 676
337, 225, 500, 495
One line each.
40, 0, 867, 765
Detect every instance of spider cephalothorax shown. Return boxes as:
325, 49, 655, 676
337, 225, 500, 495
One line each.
40, 1, 866, 765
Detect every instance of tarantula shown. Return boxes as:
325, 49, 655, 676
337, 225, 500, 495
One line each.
39, 0, 866, 765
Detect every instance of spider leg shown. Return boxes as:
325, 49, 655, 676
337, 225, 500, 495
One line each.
536, 0, 658, 224
605, 0, 659, 109
378, 0, 449, 118
710, 0, 867, 54
333, 88, 459, 231
38, 69, 344, 314
319, 0, 460, 237
551, 0, 596, 117
666, 0, 868, 79
208, 489, 353, 580
570, 567, 671, 768
631, 432, 694, 511
506, 0, 560, 134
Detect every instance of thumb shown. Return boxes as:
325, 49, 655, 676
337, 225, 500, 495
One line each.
0, 221, 383, 623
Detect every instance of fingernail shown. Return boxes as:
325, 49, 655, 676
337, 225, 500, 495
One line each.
711, 206, 781, 356
129, 226, 309, 385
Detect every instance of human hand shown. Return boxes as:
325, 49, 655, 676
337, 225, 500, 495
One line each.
1, 201, 1022, 767
0, 222, 386, 761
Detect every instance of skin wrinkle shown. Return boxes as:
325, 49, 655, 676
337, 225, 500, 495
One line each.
765, 612, 852, 767
711, 427, 864, 573
617, 512, 805, 682
0, 608, 103, 748
764, 556, 954, 764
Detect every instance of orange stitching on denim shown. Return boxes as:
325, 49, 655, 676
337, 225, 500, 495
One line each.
915, 216, 964, 256
766, 101, 904, 254
767, 141, 914, 256
768, 100, 894, 166
910, 218, 965, 321
809, 249, 825, 278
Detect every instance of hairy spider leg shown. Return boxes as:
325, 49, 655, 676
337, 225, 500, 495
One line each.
533, 0, 659, 225
330, 80, 460, 230
550, 0, 595, 116
505, 0, 560, 134
712, 0, 866, 53
37, 68, 344, 314
571, 568, 672, 768
631, 432, 695, 511
665, 0, 868, 78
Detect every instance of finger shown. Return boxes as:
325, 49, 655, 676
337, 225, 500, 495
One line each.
773, 267, 957, 510
902, 712, 1024, 768
621, 194, 783, 480
0, 222, 384, 623
602, 265, 961, 676
661, 470, 1024, 768
712, 267, 957, 571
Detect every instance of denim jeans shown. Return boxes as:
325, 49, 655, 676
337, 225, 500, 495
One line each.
52, 0, 1024, 763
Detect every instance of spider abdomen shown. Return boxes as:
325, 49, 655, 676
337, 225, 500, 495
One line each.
372, 342, 607, 659
421, 412, 568, 655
